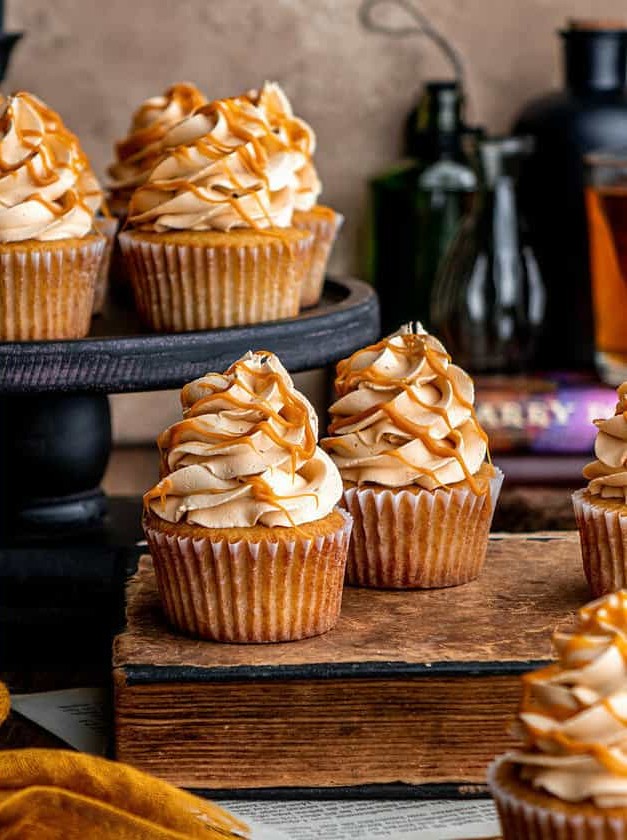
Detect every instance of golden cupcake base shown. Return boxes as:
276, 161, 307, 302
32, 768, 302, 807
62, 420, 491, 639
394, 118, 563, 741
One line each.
0, 234, 105, 341
293, 205, 343, 308
143, 508, 352, 643
119, 228, 314, 332
573, 488, 627, 596
342, 464, 503, 589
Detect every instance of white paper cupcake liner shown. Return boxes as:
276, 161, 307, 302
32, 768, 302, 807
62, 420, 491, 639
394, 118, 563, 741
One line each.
118, 230, 313, 332
573, 489, 627, 597
343, 468, 503, 588
144, 509, 352, 643
0, 236, 105, 341
92, 216, 119, 315
488, 756, 627, 839
293, 208, 344, 308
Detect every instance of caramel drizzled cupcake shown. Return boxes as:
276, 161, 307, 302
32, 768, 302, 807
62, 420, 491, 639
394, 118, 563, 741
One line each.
489, 590, 627, 838
0, 92, 105, 340
249, 82, 343, 309
120, 93, 315, 331
107, 82, 206, 218
574, 383, 627, 596
143, 351, 351, 642
321, 322, 503, 588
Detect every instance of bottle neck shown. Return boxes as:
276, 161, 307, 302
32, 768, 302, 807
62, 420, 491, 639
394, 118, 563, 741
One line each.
406, 81, 466, 162
562, 30, 627, 93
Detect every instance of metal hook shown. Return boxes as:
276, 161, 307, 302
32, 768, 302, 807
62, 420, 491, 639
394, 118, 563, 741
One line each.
358, 0, 465, 86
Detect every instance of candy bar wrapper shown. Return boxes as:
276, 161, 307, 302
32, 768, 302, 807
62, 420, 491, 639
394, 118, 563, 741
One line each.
293, 207, 344, 309
488, 757, 627, 839
0, 235, 105, 341
144, 510, 352, 643
118, 230, 313, 332
573, 489, 627, 597
343, 468, 504, 589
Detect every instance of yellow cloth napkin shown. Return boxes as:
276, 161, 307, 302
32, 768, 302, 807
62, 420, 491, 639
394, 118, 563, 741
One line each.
0, 684, 249, 840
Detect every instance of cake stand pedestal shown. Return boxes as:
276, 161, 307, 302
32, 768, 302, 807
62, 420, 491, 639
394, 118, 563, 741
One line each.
0, 277, 379, 668
0, 275, 379, 532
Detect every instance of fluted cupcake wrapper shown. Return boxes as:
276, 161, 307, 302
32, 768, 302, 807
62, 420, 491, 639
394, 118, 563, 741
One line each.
144, 509, 352, 643
0, 237, 105, 341
118, 231, 314, 332
342, 468, 503, 589
293, 210, 344, 308
572, 489, 627, 597
488, 757, 627, 839
92, 216, 119, 315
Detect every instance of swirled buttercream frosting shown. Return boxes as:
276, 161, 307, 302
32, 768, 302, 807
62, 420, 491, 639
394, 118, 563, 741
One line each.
144, 351, 342, 528
0, 92, 102, 242
321, 323, 489, 491
583, 383, 627, 501
128, 85, 315, 232
509, 590, 627, 808
107, 82, 206, 198
247, 82, 321, 212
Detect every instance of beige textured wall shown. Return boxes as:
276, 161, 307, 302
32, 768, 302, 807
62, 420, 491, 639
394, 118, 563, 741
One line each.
9, 0, 621, 277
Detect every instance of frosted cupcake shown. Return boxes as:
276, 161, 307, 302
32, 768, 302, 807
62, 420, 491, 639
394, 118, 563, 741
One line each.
489, 590, 627, 838
120, 94, 315, 331
249, 82, 343, 309
321, 322, 503, 588
0, 92, 105, 340
143, 351, 351, 642
107, 82, 206, 218
574, 383, 627, 596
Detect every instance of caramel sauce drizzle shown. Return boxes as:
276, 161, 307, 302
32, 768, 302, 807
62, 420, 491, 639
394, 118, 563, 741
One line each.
0, 92, 104, 222
326, 333, 491, 494
147, 357, 318, 520
518, 593, 627, 775
129, 91, 309, 232
114, 83, 206, 165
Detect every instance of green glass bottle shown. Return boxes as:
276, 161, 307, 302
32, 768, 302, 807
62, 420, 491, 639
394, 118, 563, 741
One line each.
369, 80, 476, 334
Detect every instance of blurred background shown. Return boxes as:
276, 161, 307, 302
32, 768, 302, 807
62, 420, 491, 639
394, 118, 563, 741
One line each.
10, 0, 616, 278
7, 0, 627, 501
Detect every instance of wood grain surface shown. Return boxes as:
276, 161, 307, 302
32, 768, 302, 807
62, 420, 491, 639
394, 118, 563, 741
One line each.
115, 672, 523, 789
114, 532, 587, 790
114, 533, 587, 675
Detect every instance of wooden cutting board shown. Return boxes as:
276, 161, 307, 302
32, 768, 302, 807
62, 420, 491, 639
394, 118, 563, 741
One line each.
113, 532, 587, 795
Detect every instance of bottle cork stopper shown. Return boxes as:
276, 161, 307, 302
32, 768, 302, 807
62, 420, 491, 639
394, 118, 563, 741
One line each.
568, 18, 627, 31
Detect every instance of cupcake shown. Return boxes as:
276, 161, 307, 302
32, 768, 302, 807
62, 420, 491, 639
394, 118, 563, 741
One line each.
573, 383, 627, 597
249, 82, 343, 309
489, 590, 627, 839
143, 350, 351, 642
106, 82, 206, 218
92, 214, 118, 315
321, 322, 503, 588
0, 92, 105, 341
120, 94, 315, 332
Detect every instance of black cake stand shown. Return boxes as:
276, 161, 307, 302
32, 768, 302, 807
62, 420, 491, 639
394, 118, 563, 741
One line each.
0, 277, 379, 669
0, 276, 379, 532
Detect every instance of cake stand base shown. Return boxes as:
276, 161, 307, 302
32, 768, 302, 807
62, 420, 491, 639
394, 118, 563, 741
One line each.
0, 392, 112, 532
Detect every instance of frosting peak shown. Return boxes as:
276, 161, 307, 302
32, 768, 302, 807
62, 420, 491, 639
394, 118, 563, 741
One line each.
321, 323, 489, 491
145, 351, 342, 527
247, 82, 321, 212
511, 590, 627, 808
107, 82, 207, 205
583, 383, 627, 500
0, 92, 101, 242
128, 83, 319, 233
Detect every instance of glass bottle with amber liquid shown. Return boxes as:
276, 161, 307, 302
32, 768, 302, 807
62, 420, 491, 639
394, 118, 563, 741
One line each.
369, 81, 476, 335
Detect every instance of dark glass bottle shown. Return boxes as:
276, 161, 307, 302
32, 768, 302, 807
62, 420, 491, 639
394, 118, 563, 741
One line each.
369, 81, 476, 335
431, 137, 545, 373
513, 21, 627, 370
